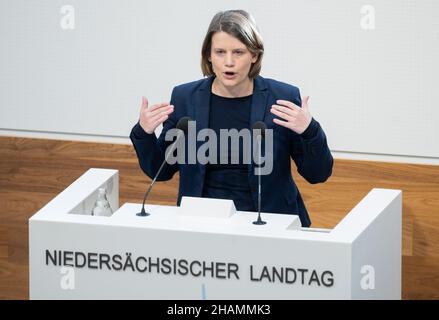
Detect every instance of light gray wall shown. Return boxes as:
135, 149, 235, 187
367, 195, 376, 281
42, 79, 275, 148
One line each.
1, 0, 438, 159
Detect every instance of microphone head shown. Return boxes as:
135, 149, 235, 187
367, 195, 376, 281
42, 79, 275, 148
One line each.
176, 116, 192, 135
252, 121, 267, 138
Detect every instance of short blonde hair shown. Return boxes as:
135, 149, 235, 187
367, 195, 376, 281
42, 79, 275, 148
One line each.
201, 10, 264, 79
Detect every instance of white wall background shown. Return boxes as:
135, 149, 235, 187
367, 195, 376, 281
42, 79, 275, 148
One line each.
0, 0, 438, 163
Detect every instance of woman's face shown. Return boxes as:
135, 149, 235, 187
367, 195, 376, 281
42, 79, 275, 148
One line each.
209, 31, 257, 89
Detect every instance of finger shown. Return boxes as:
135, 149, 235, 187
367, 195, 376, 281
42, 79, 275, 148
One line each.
276, 99, 300, 110
149, 101, 171, 112
149, 108, 174, 122
301, 96, 310, 110
271, 108, 293, 122
271, 104, 297, 117
148, 116, 168, 131
149, 104, 174, 117
141, 96, 148, 110
273, 118, 290, 129
149, 101, 170, 112
152, 114, 169, 128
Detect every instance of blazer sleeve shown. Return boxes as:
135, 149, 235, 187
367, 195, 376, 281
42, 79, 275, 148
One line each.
129, 87, 179, 181
288, 88, 334, 184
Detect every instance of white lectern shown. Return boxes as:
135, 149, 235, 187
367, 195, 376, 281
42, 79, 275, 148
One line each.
29, 168, 402, 299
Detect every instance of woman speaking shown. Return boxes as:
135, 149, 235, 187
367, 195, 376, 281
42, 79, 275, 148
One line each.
130, 10, 333, 227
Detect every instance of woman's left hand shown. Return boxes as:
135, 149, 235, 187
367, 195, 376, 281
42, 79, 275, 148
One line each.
270, 96, 312, 135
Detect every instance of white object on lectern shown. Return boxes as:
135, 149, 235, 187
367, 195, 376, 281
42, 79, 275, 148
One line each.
91, 187, 113, 217
179, 196, 236, 218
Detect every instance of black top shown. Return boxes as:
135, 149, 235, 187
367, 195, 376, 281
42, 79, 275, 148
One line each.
202, 92, 256, 212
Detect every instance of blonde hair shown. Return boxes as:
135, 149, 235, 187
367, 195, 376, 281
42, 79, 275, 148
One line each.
201, 10, 264, 79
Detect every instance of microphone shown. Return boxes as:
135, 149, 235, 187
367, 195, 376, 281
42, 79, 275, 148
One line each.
252, 121, 267, 225
137, 116, 191, 217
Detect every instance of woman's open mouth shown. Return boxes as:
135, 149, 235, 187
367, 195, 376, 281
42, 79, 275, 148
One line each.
223, 72, 237, 79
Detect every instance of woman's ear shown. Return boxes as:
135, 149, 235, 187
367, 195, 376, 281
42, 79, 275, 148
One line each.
251, 53, 258, 63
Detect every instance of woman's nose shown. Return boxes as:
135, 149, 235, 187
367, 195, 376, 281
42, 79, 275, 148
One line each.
225, 53, 234, 67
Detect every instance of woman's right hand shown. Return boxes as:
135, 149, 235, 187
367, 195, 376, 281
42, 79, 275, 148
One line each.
139, 96, 174, 134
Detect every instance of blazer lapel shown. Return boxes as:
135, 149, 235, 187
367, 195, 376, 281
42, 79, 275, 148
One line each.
250, 75, 269, 125
193, 76, 214, 132
191, 76, 214, 196
248, 76, 269, 189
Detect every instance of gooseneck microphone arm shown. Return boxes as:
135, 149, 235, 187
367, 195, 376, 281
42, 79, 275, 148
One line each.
137, 117, 191, 217
137, 131, 182, 216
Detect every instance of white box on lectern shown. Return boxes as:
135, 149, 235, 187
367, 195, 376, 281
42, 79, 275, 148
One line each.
179, 196, 236, 218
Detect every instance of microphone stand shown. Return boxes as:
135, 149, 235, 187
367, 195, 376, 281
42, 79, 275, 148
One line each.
137, 130, 183, 217
253, 134, 266, 225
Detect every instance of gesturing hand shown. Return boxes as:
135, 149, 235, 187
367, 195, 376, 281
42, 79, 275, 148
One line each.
270, 96, 312, 135
139, 96, 174, 134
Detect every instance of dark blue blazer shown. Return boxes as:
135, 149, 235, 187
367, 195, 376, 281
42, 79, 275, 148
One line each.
130, 75, 333, 227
